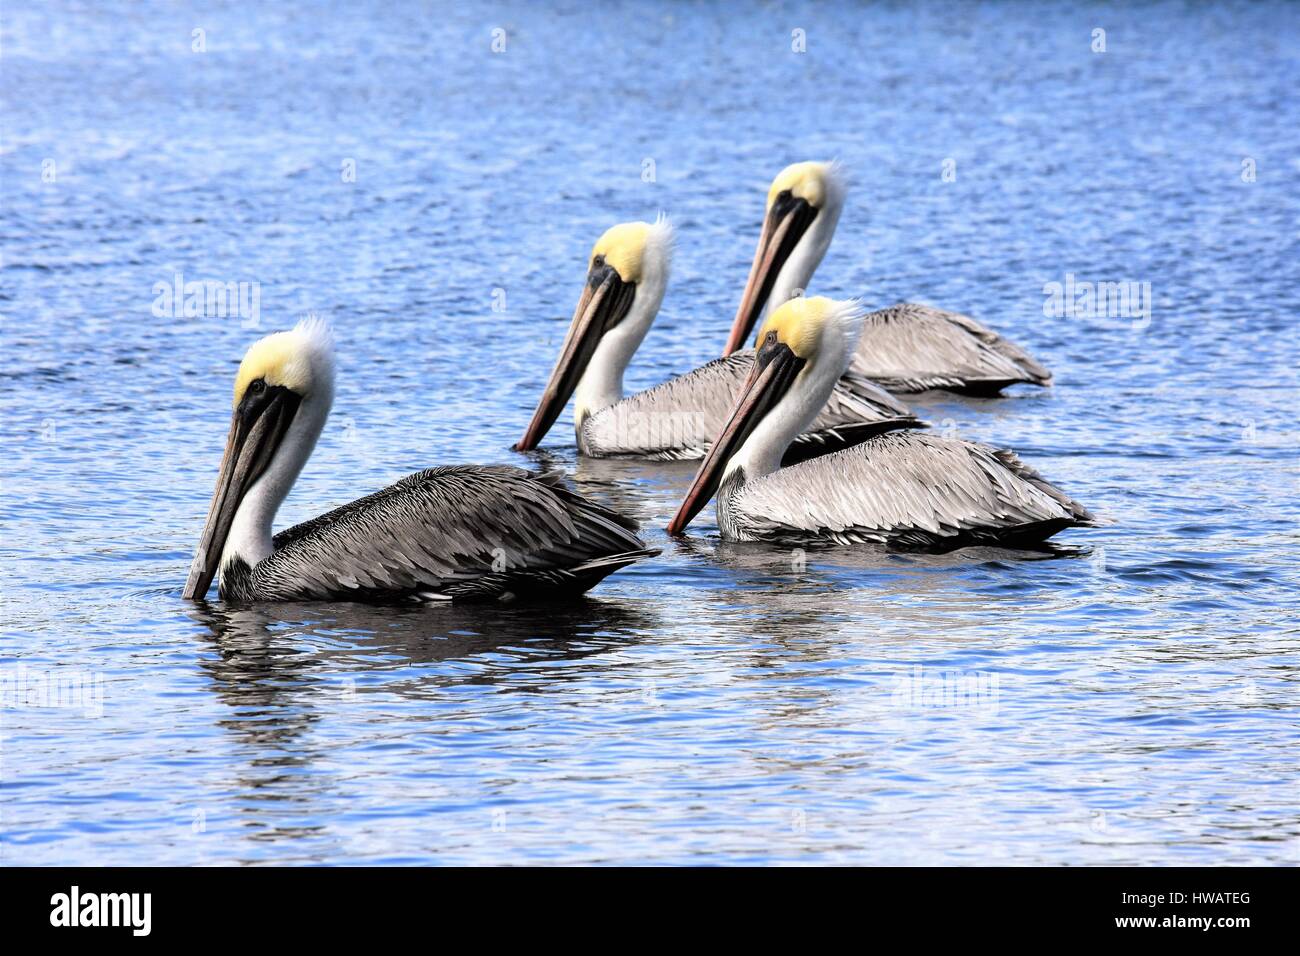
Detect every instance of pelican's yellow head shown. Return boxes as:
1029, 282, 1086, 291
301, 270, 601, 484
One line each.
588, 215, 674, 283
757, 295, 865, 366
184, 317, 337, 601
723, 163, 847, 356
515, 217, 673, 451
233, 317, 336, 407
766, 161, 843, 211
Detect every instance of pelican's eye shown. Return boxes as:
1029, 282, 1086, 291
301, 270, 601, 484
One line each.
776, 189, 792, 203
593, 254, 606, 269
248, 378, 266, 396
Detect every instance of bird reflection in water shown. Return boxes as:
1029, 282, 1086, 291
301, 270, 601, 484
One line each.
186, 596, 657, 709
665, 534, 1091, 650
183, 597, 656, 852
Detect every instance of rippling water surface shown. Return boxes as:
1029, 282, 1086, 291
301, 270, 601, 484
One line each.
2, 1, 1298, 865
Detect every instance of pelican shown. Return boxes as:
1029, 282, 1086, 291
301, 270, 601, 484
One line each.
724, 162, 1053, 395
516, 217, 920, 461
182, 318, 656, 603
670, 297, 1093, 547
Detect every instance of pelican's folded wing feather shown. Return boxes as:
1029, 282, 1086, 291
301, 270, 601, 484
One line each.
582, 350, 920, 460
849, 303, 1052, 394
730, 432, 1091, 546
255, 466, 652, 601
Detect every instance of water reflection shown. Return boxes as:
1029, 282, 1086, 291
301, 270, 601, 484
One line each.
515, 447, 698, 527
187, 596, 658, 704
183, 597, 658, 854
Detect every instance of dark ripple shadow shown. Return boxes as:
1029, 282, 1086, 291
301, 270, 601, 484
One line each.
670, 534, 1090, 582
186, 596, 659, 706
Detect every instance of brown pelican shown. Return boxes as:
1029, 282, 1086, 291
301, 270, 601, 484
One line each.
671, 297, 1092, 547
724, 162, 1053, 395
516, 217, 919, 461
183, 319, 656, 603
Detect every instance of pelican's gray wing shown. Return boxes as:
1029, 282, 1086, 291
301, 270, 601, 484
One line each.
245, 466, 654, 602
581, 350, 920, 461
726, 431, 1092, 547
850, 303, 1052, 394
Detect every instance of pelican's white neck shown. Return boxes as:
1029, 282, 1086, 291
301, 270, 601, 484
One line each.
573, 256, 669, 430
723, 362, 831, 483
221, 389, 332, 575
724, 299, 864, 483
765, 187, 844, 321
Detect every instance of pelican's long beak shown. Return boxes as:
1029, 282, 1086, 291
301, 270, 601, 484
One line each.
515, 264, 635, 450
668, 335, 806, 535
723, 193, 819, 355
182, 388, 301, 599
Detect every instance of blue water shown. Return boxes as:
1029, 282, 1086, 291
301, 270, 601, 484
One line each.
2, 0, 1298, 865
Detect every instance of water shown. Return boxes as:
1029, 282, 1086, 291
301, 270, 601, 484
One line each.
2, 0, 1298, 865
